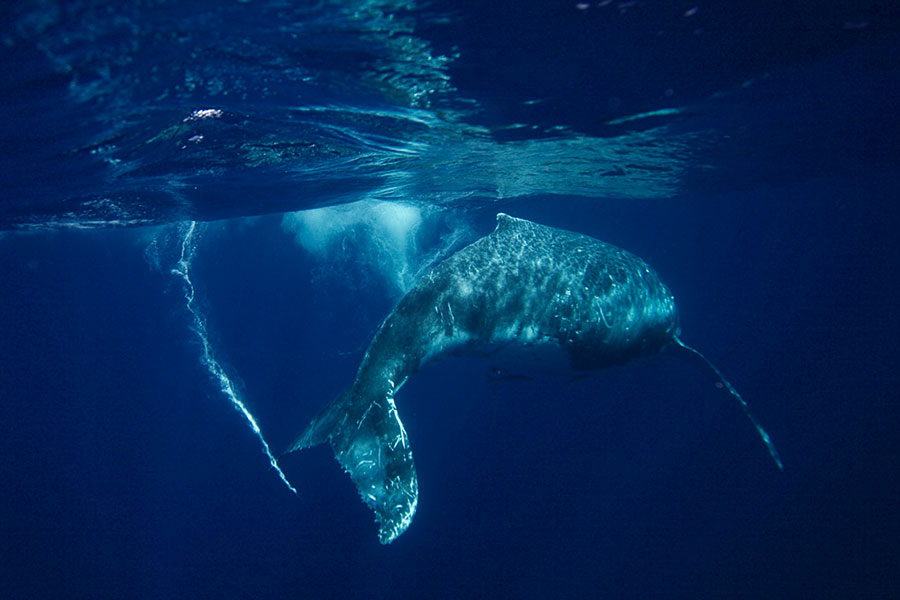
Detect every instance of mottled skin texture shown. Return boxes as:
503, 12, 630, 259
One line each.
288, 214, 680, 543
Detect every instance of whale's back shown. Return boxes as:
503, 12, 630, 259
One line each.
392, 213, 680, 372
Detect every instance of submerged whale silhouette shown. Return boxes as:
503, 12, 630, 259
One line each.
285, 213, 781, 543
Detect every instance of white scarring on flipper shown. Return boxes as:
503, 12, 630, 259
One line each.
284, 214, 781, 543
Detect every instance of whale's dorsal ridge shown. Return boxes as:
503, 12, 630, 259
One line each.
494, 212, 527, 231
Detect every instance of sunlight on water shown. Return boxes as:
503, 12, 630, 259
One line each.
1, 0, 696, 231
167, 221, 297, 494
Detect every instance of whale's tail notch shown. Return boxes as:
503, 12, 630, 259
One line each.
673, 337, 784, 471
285, 390, 419, 544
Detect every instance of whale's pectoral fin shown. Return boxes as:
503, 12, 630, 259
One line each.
672, 337, 783, 470
287, 391, 418, 544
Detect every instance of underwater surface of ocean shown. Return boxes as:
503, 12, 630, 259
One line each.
2, 1, 899, 598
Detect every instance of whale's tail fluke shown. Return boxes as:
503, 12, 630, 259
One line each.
285, 390, 419, 544
286, 391, 347, 453
673, 337, 784, 470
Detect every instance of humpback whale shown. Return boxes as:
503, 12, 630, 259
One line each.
285, 213, 781, 543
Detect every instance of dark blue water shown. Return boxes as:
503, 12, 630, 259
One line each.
2, 1, 899, 598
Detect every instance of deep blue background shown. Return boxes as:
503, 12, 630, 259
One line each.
2, 1, 900, 598
3, 172, 900, 598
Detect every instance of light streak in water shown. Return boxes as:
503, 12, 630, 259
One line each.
170, 221, 297, 494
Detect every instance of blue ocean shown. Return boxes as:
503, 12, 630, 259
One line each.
2, 1, 899, 598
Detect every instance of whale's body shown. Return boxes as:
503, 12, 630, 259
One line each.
286, 214, 780, 543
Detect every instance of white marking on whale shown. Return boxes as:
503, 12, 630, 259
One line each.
284, 214, 781, 543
